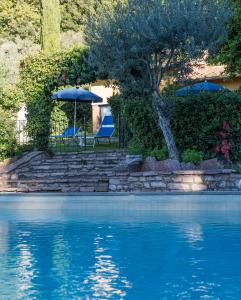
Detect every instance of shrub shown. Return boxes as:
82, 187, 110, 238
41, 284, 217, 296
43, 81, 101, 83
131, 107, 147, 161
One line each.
182, 149, 204, 165
147, 146, 168, 161
108, 94, 164, 150
128, 137, 146, 156
172, 91, 241, 162
0, 109, 17, 160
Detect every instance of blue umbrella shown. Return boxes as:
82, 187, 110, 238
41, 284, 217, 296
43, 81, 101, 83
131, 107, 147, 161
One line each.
176, 81, 230, 96
52, 87, 102, 134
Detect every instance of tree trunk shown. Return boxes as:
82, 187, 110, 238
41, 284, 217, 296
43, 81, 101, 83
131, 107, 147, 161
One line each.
152, 90, 179, 161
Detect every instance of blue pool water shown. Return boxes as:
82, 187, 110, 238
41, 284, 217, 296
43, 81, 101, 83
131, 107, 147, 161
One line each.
0, 193, 241, 299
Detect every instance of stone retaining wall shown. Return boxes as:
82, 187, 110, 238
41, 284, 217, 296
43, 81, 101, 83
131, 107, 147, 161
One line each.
109, 170, 241, 192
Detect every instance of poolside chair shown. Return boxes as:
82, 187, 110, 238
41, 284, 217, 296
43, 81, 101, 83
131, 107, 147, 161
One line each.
79, 116, 115, 147
50, 126, 81, 141
95, 116, 115, 144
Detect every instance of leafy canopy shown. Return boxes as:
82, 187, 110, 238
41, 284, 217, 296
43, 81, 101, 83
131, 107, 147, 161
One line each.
86, 0, 231, 94
218, 0, 241, 74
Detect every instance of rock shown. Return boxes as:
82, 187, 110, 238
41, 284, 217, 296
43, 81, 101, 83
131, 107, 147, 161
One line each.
156, 159, 181, 172
114, 155, 142, 172
142, 157, 181, 172
141, 157, 158, 171
200, 158, 223, 170
181, 162, 196, 170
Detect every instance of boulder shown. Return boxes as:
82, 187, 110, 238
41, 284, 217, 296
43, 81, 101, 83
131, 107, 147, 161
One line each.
156, 159, 181, 172
199, 158, 223, 170
114, 155, 142, 172
142, 157, 181, 172
142, 156, 157, 171
181, 162, 197, 170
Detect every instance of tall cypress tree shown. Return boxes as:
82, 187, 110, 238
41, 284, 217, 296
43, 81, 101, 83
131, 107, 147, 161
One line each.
40, 0, 61, 54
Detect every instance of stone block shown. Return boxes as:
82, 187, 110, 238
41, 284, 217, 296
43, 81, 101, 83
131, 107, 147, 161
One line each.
191, 184, 207, 191
144, 182, 150, 188
109, 178, 121, 185
168, 183, 190, 191
128, 177, 139, 182
79, 186, 95, 192
200, 158, 223, 170
109, 184, 117, 191
150, 181, 166, 188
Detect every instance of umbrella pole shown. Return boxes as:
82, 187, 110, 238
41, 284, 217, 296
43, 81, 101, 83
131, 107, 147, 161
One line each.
74, 100, 77, 138
84, 114, 87, 150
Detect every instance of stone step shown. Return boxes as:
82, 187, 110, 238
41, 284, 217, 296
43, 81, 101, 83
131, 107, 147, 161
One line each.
17, 165, 117, 175
29, 162, 120, 169
17, 171, 114, 180
40, 158, 124, 164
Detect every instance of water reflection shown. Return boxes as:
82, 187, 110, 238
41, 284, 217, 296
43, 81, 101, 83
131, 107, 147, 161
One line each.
181, 223, 204, 248
0, 215, 241, 299
83, 231, 131, 299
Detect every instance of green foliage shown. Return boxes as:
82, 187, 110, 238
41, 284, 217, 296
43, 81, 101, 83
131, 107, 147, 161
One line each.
128, 137, 146, 156
147, 147, 168, 161
50, 104, 68, 133
0, 81, 23, 161
40, 0, 61, 53
20, 46, 95, 150
0, 0, 40, 42
86, 0, 231, 160
0, 86, 22, 111
218, 0, 241, 74
108, 94, 164, 149
182, 149, 204, 165
172, 92, 241, 162
0, 0, 107, 43
0, 108, 17, 160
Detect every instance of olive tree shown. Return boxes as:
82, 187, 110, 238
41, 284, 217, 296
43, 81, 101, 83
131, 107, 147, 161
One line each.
85, 0, 231, 160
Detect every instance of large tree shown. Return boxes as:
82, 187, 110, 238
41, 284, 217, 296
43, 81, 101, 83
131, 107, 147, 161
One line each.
85, 0, 231, 160
40, 0, 61, 54
219, 0, 241, 74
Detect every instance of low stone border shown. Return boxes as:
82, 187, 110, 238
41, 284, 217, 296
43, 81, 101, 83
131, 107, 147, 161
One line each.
109, 169, 241, 192
0, 151, 45, 174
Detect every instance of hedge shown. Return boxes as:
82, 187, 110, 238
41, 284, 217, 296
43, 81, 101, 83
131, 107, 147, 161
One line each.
20, 46, 95, 150
108, 91, 241, 162
172, 91, 241, 162
108, 94, 164, 149
0, 86, 23, 160
0, 108, 17, 160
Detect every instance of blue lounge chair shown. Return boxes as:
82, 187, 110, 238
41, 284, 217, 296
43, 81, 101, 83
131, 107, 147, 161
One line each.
95, 116, 115, 144
79, 116, 115, 147
50, 126, 81, 140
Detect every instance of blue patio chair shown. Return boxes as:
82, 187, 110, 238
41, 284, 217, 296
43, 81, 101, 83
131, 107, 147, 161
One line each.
79, 116, 115, 147
95, 116, 115, 144
50, 126, 81, 140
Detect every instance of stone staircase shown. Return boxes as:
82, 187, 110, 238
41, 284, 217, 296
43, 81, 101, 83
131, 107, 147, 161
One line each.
0, 150, 127, 192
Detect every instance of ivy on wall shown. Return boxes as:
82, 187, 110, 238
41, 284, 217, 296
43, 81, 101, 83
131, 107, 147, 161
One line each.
20, 46, 95, 150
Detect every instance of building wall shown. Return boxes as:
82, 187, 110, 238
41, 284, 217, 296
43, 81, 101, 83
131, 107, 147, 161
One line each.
90, 81, 117, 133
209, 77, 241, 91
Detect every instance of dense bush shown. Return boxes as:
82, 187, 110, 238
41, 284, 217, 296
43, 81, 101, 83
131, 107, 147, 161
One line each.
0, 108, 17, 160
0, 86, 23, 160
182, 149, 204, 165
109, 91, 241, 162
108, 94, 164, 150
172, 91, 241, 162
128, 137, 146, 156
147, 147, 168, 161
20, 46, 95, 149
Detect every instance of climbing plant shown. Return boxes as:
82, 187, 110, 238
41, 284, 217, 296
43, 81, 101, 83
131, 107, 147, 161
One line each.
20, 46, 95, 150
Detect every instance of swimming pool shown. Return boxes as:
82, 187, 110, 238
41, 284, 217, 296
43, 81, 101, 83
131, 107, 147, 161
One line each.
0, 193, 241, 299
